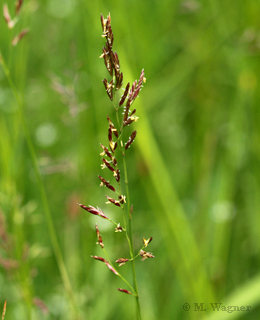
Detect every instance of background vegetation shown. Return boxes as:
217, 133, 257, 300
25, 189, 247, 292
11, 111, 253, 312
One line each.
1, 0, 260, 319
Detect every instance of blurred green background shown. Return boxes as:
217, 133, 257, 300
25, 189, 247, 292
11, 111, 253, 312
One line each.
1, 0, 260, 319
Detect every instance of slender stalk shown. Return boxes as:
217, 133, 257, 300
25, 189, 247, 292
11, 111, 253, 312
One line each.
102, 248, 136, 294
0, 51, 80, 320
122, 155, 142, 319
114, 108, 132, 249
115, 103, 142, 318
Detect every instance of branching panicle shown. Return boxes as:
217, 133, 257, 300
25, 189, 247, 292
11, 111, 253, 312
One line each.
79, 14, 153, 319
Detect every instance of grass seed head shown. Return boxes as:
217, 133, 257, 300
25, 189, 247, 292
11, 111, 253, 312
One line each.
117, 288, 133, 295
105, 195, 121, 207
95, 224, 104, 248
79, 204, 109, 219
140, 250, 154, 261
116, 258, 129, 267
15, 0, 23, 15
125, 130, 137, 150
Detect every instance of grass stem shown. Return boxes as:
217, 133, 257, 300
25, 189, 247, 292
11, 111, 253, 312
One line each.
122, 154, 142, 320
0, 50, 80, 320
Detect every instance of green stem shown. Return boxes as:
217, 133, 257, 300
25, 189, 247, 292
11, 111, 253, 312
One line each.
0, 51, 80, 319
122, 155, 142, 320
102, 248, 136, 294
115, 107, 131, 248
114, 96, 142, 319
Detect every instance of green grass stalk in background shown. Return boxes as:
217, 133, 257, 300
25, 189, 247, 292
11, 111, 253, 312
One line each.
0, 2, 79, 318
0, 43, 79, 320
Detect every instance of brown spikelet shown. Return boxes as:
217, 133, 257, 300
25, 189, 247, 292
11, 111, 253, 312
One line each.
102, 78, 113, 100
102, 158, 115, 172
107, 116, 118, 137
100, 143, 113, 160
100, 143, 117, 165
117, 288, 133, 295
95, 224, 104, 248
101, 14, 113, 48
128, 80, 137, 103
108, 124, 113, 142
106, 115, 113, 125
112, 157, 117, 166
105, 262, 118, 275
100, 47, 113, 76
109, 140, 117, 153
125, 130, 137, 150
112, 52, 120, 73
115, 258, 129, 267
115, 224, 124, 232
78, 204, 109, 219
130, 109, 136, 116
105, 195, 121, 207
119, 82, 130, 106
98, 175, 116, 192
92, 255, 107, 263
92, 255, 118, 276
139, 250, 154, 261
15, 0, 23, 15
115, 71, 123, 90
114, 169, 120, 182
124, 116, 138, 126
123, 99, 131, 124
105, 25, 113, 48
118, 195, 126, 204
110, 124, 118, 139
123, 70, 145, 112
101, 13, 112, 38
143, 237, 153, 247
100, 14, 106, 33
12, 28, 29, 46
132, 69, 145, 100
3, 4, 15, 29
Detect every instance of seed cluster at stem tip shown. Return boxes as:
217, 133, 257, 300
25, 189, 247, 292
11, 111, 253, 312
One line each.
78, 13, 154, 300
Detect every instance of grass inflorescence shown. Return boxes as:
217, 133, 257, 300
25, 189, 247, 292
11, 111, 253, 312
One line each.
78, 13, 153, 320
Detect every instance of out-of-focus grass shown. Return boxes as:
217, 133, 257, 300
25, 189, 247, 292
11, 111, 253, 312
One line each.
1, 0, 260, 319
